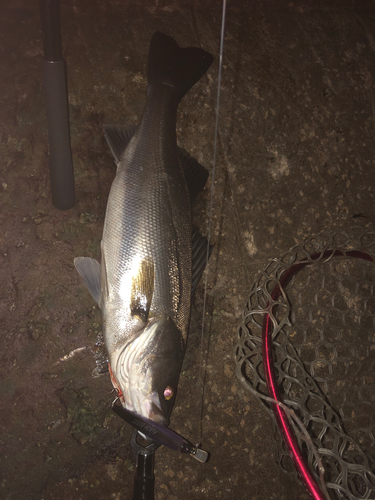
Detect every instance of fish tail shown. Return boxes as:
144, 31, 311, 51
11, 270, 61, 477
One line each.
147, 31, 213, 101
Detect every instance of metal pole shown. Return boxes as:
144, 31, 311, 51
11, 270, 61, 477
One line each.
40, 0, 75, 210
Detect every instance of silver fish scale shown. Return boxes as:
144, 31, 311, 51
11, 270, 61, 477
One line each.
101, 86, 192, 356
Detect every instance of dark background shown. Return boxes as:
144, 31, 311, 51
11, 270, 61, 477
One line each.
1, 1, 375, 498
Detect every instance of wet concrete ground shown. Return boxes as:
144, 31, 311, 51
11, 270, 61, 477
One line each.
1, 1, 375, 499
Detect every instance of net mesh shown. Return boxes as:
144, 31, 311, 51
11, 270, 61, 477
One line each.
234, 226, 375, 499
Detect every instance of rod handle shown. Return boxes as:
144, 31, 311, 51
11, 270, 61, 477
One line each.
41, 59, 75, 210
132, 451, 155, 500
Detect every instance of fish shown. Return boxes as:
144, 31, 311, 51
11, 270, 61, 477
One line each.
74, 32, 213, 427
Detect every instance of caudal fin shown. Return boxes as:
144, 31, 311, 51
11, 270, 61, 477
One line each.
147, 32, 213, 101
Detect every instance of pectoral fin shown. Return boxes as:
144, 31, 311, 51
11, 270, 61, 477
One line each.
130, 259, 155, 323
74, 257, 102, 306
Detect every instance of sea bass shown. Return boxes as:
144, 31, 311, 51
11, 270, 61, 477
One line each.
74, 32, 213, 426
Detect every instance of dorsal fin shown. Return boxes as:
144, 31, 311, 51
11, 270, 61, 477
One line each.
74, 257, 102, 306
103, 124, 137, 163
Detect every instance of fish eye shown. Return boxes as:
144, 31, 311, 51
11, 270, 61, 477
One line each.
164, 386, 173, 400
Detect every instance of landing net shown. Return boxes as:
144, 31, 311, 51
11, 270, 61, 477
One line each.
235, 226, 375, 499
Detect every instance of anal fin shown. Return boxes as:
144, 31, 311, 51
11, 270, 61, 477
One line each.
191, 226, 214, 296
179, 148, 209, 206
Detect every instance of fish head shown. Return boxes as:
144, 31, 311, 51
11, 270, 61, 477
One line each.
112, 315, 185, 426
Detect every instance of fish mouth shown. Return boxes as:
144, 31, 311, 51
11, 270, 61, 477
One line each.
146, 399, 168, 426
131, 389, 168, 426
108, 349, 168, 424
108, 317, 181, 426
110, 358, 168, 426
